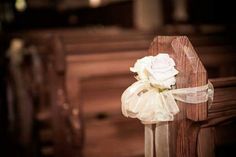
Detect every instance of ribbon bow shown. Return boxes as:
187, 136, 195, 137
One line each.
121, 80, 214, 157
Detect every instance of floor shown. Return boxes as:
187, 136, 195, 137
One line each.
81, 76, 144, 157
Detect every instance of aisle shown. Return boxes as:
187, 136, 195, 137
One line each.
82, 79, 144, 157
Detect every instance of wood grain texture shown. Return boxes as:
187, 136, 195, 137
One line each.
208, 77, 236, 120
197, 127, 215, 157
147, 36, 236, 157
209, 77, 236, 87
60, 32, 236, 157
171, 37, 208, 121
148, 36, 207, 157
16, 28, 236, 157
197, 77, 236, 157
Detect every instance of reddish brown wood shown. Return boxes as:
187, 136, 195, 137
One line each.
49, 36, 83, 157
13, 28, 236, 157
51, 35, 66, 74
148, 36, 207, 157
207, 77, 236, 120
65, 39, 151, 54
209, 77, 236, 87
148, 36, 236, 157
197, 127, 215, 157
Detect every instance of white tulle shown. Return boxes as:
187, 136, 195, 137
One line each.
122, 53, 214, 157
121, 80, 213, 124
121, 80, 214, 157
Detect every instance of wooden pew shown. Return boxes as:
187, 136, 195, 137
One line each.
65, 41, 236, 106
24, 31, 149, 156
21, 27, 236, 58
47, 36, 83, 157
7, 36, 83, 157
15, 28, 236, 157
65, 35, 236, 157
7, 38, 36, 157
18, 29, 236, 81
62, 31, 236, 87
148, 36, 236, 157
197, 77, 236, 157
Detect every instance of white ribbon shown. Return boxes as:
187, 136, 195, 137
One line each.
121, 80, 214, 157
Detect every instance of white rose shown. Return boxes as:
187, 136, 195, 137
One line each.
130, 53, 178, 89
147, 53, 178, 89
130, 56, 153, 80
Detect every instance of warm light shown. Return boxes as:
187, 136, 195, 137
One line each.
89, 0, 101, 8
15, 0, 27, 12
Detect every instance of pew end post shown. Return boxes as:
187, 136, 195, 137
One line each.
148, 36, 208, 157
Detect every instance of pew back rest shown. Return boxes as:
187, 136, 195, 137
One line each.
148, 36, 236, 157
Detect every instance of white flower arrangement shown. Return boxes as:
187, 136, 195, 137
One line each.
130, 53, 179, 89
122, 52, 213, 157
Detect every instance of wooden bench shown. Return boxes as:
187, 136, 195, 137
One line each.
64, 35, 236, 157
148, 36, 236, 157
12, 29, 236, 157
7, 36, 83, 157
65, 37, 236, 113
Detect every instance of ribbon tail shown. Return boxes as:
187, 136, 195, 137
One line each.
155, 122, 170, 157
145, 124, 154, 157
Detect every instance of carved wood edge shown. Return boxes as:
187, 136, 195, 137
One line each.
148, 36, 208, 157
148, 36, 208, 121
52, 35, 84, 147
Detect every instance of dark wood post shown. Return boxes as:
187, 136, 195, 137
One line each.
148, 36, 207, 157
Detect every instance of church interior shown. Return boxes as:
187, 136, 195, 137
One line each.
0, 0, 236, 157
